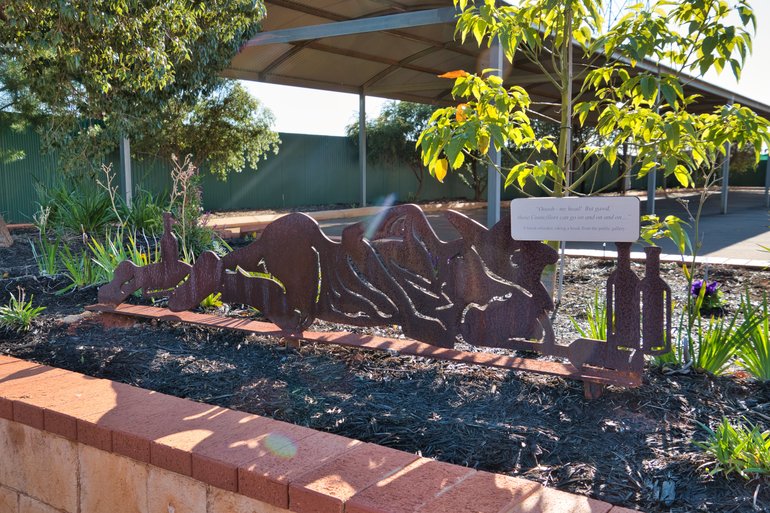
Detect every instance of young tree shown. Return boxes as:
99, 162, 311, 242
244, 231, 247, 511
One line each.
0, 0, 270, 174
348, 101, 435, 200
418, 0, 770, 201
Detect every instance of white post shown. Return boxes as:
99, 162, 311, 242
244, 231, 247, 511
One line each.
764, 158, 770, 209
359, 94, 367, 207
119, 136, 133, 205
720, 143, 731, 214
720, 97, 735, 214
646, 168, 656, 215
486, 38, 503, 228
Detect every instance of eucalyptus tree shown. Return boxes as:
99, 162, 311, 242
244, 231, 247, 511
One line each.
132, 81, 280, 180
0, 0, 274, 175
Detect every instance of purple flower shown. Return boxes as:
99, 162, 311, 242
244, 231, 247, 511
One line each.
691, 279, 720, 297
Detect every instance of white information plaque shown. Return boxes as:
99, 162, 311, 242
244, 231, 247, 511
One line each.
510, 196, 640, 242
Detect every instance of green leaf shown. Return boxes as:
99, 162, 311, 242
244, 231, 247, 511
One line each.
730, 59, 742, 81
661, 83, 678, 107
638, 160, 657, 178
640, 75, 657, 101
702, 36, 717, 57
674, 165, 691, 187
472, 20, 488, 45
663, 123, 680, 148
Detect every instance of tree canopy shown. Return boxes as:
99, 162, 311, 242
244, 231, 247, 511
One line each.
348, 101, 434, 199
418, 0, 770, 197
132, 81, 280, 179
0, 0, 277, 175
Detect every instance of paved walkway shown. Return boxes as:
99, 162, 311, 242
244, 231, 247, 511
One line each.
207, 187, 770, 268
312, 188, 770, 267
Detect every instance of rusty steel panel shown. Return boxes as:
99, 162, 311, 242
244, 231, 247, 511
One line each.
98, 205, 671, 376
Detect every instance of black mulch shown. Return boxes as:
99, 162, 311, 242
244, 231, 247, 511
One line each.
2, 229, 770, 512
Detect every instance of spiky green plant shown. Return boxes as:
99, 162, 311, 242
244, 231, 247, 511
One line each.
738, 291, 770, 381
0, 288, 46, 332
696, 417, 770, 479
200, 293, 224, 310
89, 229, 159, 284
690, 307, 761, 376
570, 289, 607, 340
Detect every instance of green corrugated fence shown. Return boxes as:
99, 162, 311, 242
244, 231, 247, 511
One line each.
0, 124, 478, 223
1, 121, 768, 224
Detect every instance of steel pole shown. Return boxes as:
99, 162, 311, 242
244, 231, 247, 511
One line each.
119, 136, 133, 205
486, 38, 503, 228
359, 93, 367, 207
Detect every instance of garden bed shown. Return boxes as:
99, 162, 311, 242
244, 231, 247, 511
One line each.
1, 229, 770, 512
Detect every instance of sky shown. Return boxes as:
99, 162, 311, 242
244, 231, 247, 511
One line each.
239, 3, 770, 137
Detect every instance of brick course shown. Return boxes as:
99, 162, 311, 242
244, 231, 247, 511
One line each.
0, 354, 641, 513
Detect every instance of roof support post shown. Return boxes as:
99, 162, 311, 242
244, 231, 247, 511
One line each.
722, 97, 735, 214
119, 136, 133, 205
359, 93, 367, 207
720, 142, 731, 214
720, 97, 734, 214
646, 168, 656, 215
764, 158, 770, 209
486, 38, 503, 228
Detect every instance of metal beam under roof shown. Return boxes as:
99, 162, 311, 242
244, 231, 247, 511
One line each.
245, 7, 458, 46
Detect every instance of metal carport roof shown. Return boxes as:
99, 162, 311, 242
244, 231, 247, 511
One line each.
224, 0, 770, 220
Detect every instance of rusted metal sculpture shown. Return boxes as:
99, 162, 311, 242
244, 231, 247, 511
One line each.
95, 205, 671, 398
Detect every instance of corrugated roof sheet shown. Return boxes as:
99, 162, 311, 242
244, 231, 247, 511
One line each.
225, 0, 770, 119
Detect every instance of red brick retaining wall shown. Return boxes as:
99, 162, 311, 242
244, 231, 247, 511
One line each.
0, 355, 638, 513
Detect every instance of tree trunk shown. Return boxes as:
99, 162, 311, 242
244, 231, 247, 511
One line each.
473, 163, 486, 201
0, 215, 13, 248
410, 165, 424, 201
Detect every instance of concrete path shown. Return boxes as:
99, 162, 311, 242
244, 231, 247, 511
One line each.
313, 188, 770, 267
206, 187, 770, 267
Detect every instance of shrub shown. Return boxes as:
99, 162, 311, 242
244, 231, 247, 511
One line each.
36, 181, 115, 236
0, 288, 46, 332
696, 417, 770, 479
123, 189, 166, 235
30, 207, 60, 277
30, 235, 59, 277
97, 164, 166, 235
168, 154, 218, 261
89, 230, 159, 284
59, 245, 98, 292
57, 230, 160, 292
